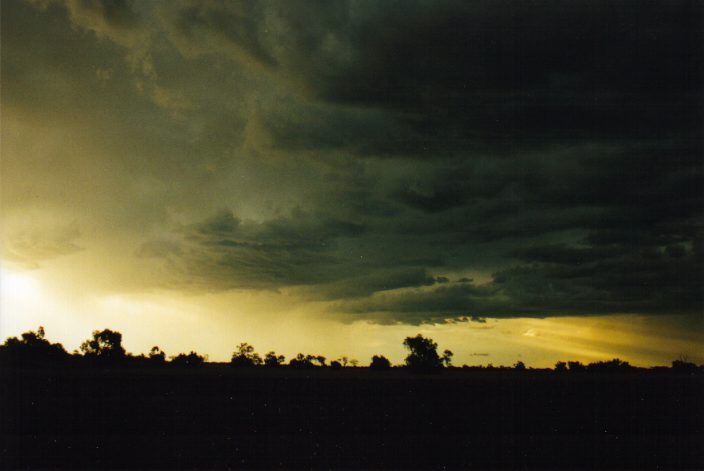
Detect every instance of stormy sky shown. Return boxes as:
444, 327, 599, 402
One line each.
1, 0, 702, 365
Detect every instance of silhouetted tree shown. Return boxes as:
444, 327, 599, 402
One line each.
231, 342, 262, 367
349, 359, 359, 367
0, 326, 69, 366
369, 355, 392, 370
514, 361, 526, 371
330, 360, 342, 369
403, 334, 452, 372
567, 361, 586, 372
170, 351, 205, 367
554, 361, 567, 372
442, 349, 453, 367
80, 329, 126, 362
338, 356, 349, 367
264, 351, 286, 367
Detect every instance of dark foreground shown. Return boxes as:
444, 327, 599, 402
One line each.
2, 366, 702, 470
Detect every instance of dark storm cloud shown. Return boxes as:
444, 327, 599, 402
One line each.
300, 268, 439, 300
10, 0, 703, 324
248, 101, 422, 157
395, 186, 467, 214
31, 0, 146, 49
139, 209, 455, 298
29, 0, 702, 155
158, 0, 275, 67
331, 281, 547, 325
493, 240, 704, 316
138, 137, 703, 322
318, 1, 702, 139
389, 141, 703, 242
61, 0, 141, 30
159, 0, 702, 155
331, 234, 703, 323
139, 209, 369, 290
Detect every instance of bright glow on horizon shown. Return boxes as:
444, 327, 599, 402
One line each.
0, 267, 44, 338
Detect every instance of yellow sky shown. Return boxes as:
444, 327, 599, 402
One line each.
2, 266, 701, 367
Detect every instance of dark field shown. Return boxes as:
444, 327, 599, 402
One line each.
2, 366, 702, 470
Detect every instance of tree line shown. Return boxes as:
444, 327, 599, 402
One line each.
0, 326, 701, 374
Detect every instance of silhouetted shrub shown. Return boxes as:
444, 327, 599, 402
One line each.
171, 351, 205, 367
231, 343, 262, 367
330, 360, 342, 369
514, 361, 526, 371
567, 361, 586, 372
370, 355, 392, 370
554, 361, 567, 372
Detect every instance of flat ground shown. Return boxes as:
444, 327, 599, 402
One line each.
2, 366, 702, 469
